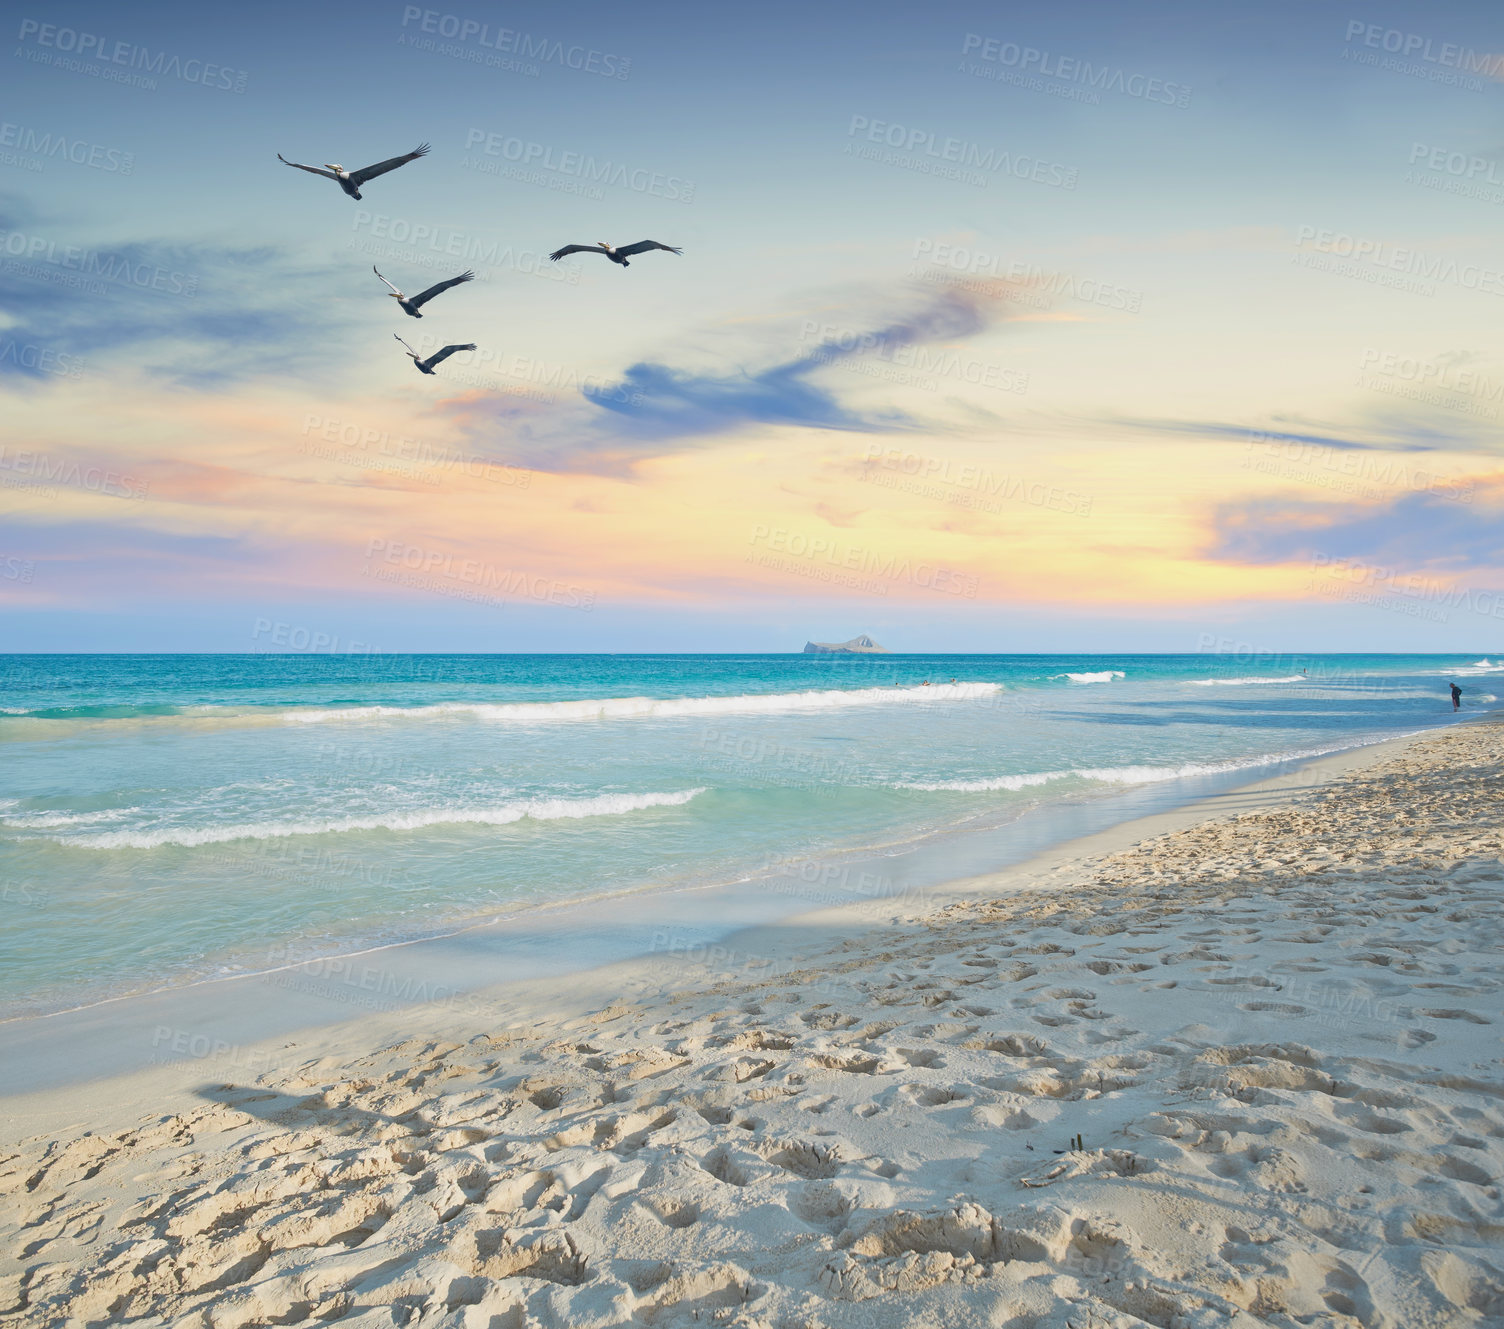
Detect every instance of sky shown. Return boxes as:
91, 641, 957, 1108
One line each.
3, 0, 1504, 653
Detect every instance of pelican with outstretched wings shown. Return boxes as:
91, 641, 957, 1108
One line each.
373, 266, 474, 318
394, 334, 475, 376
548, 240, 682, 268
277, 143, 431, 200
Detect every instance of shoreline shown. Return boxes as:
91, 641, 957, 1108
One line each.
0, 720, 1434, 1029
1, 708, 1498, 1326
0, 713, 1470, 1130
2, 657, 1489, 1036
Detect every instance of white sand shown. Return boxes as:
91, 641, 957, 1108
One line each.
1, 719, 1501, 1327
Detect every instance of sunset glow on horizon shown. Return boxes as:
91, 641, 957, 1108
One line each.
5, 0, 1503, 652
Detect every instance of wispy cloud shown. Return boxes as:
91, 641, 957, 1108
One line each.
2, 516, 261, 597
586, 287, 991, 437
1113, 409, 1501, 457
445, 286, 1011, 474
1209, 479, 1504, 571
0, 196, 359, 388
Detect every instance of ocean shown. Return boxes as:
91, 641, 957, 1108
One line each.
0, 652, 1497, 1019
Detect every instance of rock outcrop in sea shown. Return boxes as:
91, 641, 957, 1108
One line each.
803, 635, 888, 654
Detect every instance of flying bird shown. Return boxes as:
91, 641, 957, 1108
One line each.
548, 240, 682, 267
372, 266, 474, 318
277, 143, 431, 200
395, 334, 475, 376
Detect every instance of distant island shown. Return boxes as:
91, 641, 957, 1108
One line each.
803, 635, 888, 654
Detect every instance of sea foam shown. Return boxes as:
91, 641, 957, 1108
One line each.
1188, 675, 1306, 686
895, 741, 1368, 793
52, 789, 707, 850
284, 682, 1003, 726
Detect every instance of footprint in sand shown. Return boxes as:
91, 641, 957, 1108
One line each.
641, 1195, 700, 1229
758, 1139, 842, 1179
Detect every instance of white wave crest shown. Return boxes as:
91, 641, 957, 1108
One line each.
896, 743, 1366, 794
285, 682, 1002, 726
1188, 675, 1306, 686
1, 808, 137, 830
52, 789, 707, 850
899, 770, 1079, 793
1051, 671, 1125, 684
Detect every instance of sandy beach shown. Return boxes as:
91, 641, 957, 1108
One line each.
2, 717, 1500, 1328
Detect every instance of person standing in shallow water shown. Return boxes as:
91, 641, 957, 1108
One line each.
1451, 682, 1463, 711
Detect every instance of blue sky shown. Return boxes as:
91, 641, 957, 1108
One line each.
3, 0, 1503, 650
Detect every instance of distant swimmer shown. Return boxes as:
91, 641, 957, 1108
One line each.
1451, 682, 1462, 711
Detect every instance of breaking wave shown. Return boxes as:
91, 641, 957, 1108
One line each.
1188, 675, 1307, 686
893, 740, 1376, 793
284, 682, 1003, 725
49, 789, 708, 850
0, 683, 1004, 732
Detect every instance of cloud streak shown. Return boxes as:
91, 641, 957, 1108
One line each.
1209, 479, 1504, 572
0, 198, 360, 388
447, 286, 1010, 473
1115, 410, 1501, 457
586, 287, 992, 438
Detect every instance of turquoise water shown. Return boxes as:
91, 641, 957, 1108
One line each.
0, 652, 1496, 1016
